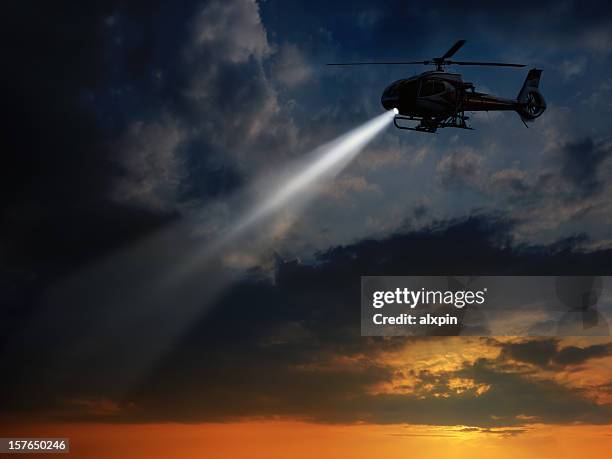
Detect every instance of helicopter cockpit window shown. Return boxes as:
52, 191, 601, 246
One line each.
387, 83, 400, 97
419, 80, 445, 97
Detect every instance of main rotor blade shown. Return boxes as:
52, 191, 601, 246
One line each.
441, 40, 466, 59
448, 60, 525, 67
327, 61, 428, 66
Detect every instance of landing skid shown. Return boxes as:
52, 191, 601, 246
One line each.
393, 113, 474, 133
394, 115, 438, 133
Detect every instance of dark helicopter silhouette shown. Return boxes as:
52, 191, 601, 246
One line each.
328, 40, 546, 133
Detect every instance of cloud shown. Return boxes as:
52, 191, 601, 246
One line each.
64, 398, 125, 417
3, 214, 612, 427
499, 339, 559, 367
181, 1, 295, 162
112, 118, 186, 209
355, 9, 383, 29
560, 138, 612, 197
425, 133, 612, 242
193, 0, 271, 63
554, 343, 612, 366
103, 0, 302, 214
454, 426, 527, 436
272, 43, 313, 87
489, 169, 531, 196
495, 339, 612, 368
436, 148, 486, 190
561, 57, 587, 79
323, 175, 381, 200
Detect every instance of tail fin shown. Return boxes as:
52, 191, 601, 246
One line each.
516, 69, 546, 123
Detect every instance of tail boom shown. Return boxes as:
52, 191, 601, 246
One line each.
463, 92, 517, 112
462, 69, 546, 124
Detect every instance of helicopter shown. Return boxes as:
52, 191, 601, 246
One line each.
328, 40, 546, 133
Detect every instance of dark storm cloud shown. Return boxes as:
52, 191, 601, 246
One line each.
413, 203, 428, 219
498, 339, 559, 367
496, 339, 612, 368
560, 138, 612, 197
125, 359, 612, 428
554, 342, 612, 366
89, 215, 612, 425
120, 339, 612, 427
2, 214, 611, 427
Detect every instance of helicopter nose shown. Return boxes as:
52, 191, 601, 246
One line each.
381, 94, 399, 112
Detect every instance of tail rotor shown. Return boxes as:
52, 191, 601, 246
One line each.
517, 69, 546, 124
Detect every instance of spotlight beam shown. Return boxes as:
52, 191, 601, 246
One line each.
226, 109, 397, 241
28, 110, 396, 398
172, 109, 397, 280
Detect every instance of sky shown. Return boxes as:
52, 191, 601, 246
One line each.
2, 1, 612, 457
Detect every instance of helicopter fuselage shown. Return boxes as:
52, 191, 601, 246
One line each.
381, 71, 517, 121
